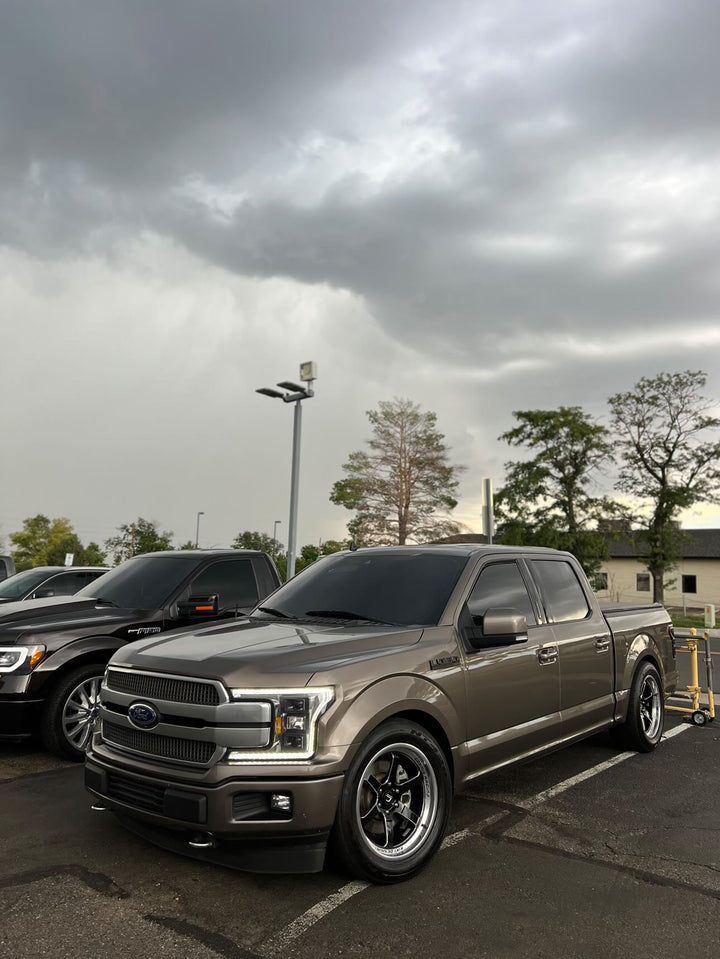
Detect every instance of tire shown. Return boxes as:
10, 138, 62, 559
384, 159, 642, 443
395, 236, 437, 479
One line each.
614, 661, 664, 753
691, 710, 708, 727
331, 719, 452, 884
40, 663, 105, 761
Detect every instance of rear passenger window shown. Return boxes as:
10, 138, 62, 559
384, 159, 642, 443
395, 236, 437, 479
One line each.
531, 561, 589, 623
466, 562, 537, 624
188, 560, 259, 610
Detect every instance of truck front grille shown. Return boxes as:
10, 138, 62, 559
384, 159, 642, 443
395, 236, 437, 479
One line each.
103, 721, 216, 766
106, 669, 222, 706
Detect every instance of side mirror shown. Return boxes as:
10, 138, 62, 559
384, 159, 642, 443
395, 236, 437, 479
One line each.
177, 594, 220, 619
32, 588, 55, 599
464, 607, 528, 649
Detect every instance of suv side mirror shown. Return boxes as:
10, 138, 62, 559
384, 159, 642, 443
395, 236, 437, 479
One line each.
463, 606, 528, 649
177, 594, 220, 619
32, 588, 55, 599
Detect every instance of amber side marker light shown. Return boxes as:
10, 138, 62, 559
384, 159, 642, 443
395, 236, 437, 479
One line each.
29, 649, 45, 668
195, 605, 215, 611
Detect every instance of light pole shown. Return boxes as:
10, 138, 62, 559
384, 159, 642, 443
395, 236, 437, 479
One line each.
273, 520, 282, 543
257, 362, 316, 580
195, 511, 204, 548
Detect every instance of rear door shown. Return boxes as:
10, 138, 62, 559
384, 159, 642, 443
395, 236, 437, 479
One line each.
460, 558, 562, 777
528, 558, 614, 738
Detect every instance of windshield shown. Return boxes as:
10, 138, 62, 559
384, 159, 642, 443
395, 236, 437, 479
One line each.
254, 550, 467, 627
77, 555, 201, 609
0, 568, 57, 599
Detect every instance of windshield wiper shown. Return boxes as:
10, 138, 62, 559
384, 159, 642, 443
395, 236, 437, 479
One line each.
304, 609, 395, 625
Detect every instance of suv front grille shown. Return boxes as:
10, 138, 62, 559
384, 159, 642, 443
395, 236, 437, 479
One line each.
103, 721, 216, 765
106, 669, 221, 706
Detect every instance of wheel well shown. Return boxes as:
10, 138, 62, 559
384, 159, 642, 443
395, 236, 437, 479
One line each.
42, 652, 111, 693
390, 709, 455, 783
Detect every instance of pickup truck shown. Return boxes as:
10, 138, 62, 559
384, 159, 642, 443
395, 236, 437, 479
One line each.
0, 549, 281, 760
85, 545, 677, 884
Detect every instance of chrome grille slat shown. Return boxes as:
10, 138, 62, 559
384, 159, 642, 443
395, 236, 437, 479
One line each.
103, 721, 216, 765
106, 669, 221, 705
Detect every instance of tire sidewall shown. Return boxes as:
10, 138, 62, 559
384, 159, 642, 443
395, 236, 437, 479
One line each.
631, 661, 664, 750
40, 663, 105, 761
334, 719, 452, 883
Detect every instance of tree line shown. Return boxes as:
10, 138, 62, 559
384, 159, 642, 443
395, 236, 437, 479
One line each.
4, 369, 719, 604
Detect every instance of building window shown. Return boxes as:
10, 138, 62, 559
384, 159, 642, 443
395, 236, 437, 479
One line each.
682, 575, 697, 594
595, 572, 608, 591
636, 573, 651, 592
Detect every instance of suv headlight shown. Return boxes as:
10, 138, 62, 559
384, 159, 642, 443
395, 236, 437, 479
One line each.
0, 645, 46, 674
227, 687, 334, 763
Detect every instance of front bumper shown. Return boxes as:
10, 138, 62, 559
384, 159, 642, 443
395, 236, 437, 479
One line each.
85, 752, 344, 874
0, 675, 43, 739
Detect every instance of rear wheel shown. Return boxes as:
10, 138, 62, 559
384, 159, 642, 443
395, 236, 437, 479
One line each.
614, 661, 664, 752
331, 719, 451, 884
40, 664, 105, 761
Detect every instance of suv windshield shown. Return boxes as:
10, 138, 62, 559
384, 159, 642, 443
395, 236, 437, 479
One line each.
0, 568, 58, 600
77, 555, 201, 609
255, 550, 467, 627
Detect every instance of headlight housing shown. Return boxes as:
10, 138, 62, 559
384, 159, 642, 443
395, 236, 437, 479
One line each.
0, 645, 46, 674
226, 687, 334, 763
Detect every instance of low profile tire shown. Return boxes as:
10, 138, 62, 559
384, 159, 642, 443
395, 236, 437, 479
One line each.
331, 719, 452, 884
614, 661, 664, 753
40, 663, 105, 761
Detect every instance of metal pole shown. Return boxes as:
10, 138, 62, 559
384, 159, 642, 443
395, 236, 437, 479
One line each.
286, 400, 303, 580
483, 478, 494, 545
273, 520, 281, 542
195, 511, 204, 548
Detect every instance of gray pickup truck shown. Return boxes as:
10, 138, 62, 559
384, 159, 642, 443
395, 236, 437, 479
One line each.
85, 545, 677, 884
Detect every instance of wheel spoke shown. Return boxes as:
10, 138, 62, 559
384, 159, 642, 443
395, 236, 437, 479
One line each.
395, 803, 420, 827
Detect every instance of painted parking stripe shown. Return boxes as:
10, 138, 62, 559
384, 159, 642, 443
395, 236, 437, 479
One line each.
259, 724, 692, 956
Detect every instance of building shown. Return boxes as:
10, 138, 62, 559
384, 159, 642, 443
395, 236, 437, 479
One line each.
596, 529, 720, 610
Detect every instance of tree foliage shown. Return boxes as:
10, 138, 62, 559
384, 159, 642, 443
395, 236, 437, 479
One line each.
330, 398, 464, 546
104, 518, 174, 565
609, 371, 720, 603
10, 515, 106, 571
495, 407, 619, 578
231, 531, 347, 580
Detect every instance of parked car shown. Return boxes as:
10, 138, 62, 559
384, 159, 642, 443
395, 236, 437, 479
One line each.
0, 566, 109, 604
0, 556, 16, 582
0, 550, 281, 760
85, 544, 678, 883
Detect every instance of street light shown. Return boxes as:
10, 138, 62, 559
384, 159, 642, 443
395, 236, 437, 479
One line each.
273, 519, 282, 543
195, 511, 204, 548
256, 362, 316, 580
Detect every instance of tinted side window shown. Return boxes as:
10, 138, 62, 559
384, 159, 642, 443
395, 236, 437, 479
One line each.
189, 560, 259, 610
43, 571, 92, 596
466, 562, 536, 624
531, 560, 589, 623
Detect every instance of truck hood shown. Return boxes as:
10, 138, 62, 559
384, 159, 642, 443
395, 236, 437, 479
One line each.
0, 596, 152, 640
111, 618, 424, 686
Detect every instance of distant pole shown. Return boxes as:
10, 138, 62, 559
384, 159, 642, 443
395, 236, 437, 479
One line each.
273, 519, 281, 543
483, 478, 494, 545
195, 511, 204, 548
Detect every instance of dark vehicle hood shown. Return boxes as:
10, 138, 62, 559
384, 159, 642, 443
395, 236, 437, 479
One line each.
0, 596, 155, 642
110, 618, 424, 686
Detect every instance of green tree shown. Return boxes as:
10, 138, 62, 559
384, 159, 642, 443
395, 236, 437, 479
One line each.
609, 371, 720, 603
330, 398, 464, 545
232, 530, 286, 578
495, 407, 619, 579
104, 518, 174, 565
10, 515, 107, 570
295, 539, 347, 573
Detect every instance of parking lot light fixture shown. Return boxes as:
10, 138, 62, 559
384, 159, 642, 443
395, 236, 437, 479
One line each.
195, 511, 204, 549
256, 363, 316, 581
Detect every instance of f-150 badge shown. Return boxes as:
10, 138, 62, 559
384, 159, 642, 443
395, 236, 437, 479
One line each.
127, 627, 162, 636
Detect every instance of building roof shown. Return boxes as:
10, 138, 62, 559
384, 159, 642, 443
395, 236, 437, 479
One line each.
606, 528, 720, 560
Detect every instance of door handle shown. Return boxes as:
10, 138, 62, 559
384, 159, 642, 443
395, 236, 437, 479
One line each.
594, 636, 611, 653
537, 644, 558, 665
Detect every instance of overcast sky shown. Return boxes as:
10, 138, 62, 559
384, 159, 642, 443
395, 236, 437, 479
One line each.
2, 0, 720, 556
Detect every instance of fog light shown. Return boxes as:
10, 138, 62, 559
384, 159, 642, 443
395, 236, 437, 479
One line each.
270, 793, 292, 814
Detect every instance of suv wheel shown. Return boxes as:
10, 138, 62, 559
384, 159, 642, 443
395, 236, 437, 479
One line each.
40, 663, 105, 761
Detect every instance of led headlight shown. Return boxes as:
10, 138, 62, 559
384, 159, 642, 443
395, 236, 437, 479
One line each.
0, 645, 46, 673
227, 687, 334, 763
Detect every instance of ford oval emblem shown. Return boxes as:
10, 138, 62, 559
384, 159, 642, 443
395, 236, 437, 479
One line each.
128, 701, 159, 729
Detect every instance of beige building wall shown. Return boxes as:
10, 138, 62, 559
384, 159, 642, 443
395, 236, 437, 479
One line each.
596, 558, 720, 609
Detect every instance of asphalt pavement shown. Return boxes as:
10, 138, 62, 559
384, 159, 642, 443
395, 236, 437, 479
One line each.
1, 717, 718, 959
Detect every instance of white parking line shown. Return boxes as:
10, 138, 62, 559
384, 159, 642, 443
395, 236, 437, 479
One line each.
258, 724, 692, 956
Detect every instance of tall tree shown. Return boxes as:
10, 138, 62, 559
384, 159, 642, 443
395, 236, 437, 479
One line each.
495, 407, 618, 579
10, 515, 107, 570
330, 398, 464, 545
104, 518, 174, 565
609, 371, 720, 603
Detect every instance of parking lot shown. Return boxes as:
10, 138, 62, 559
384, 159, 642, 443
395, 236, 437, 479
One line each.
1, 713, 718, 959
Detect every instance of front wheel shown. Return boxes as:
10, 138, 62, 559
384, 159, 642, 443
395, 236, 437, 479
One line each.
40, 663, 105, 761
331, 719, 452, 884
614, 661, 664, 753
